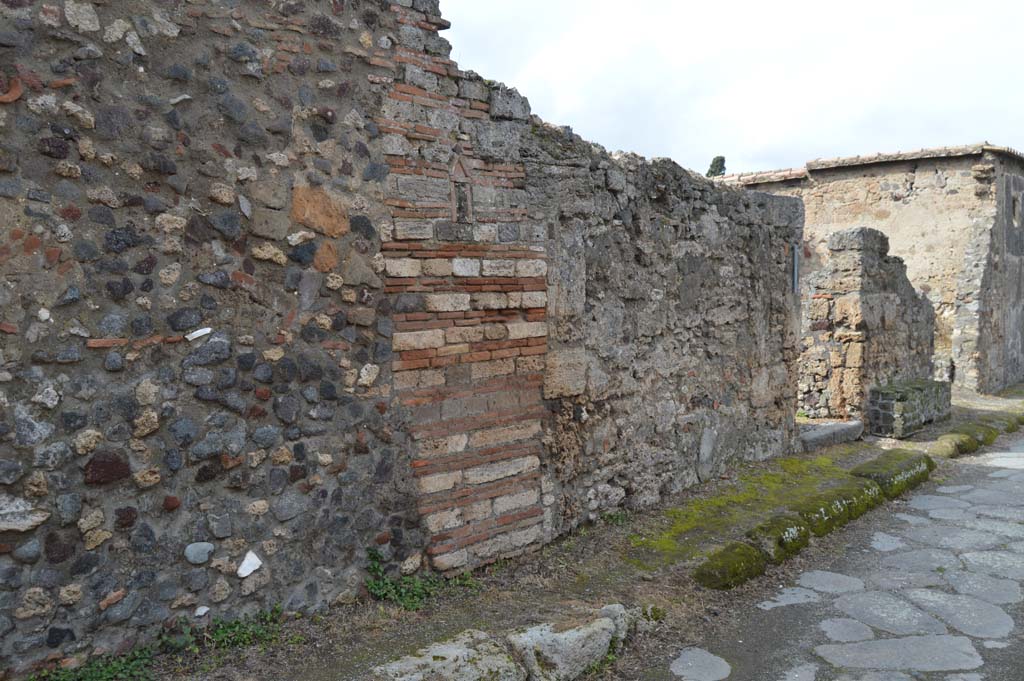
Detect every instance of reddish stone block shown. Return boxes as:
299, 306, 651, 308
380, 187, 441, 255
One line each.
84, 451, 130, 485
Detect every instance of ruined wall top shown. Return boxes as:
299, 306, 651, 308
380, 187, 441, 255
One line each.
720, 143, 1024, 187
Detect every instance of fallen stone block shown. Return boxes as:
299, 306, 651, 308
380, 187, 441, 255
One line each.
850, 450, 935, 499
370, 629, 526, 681
506, 612, 620, 681
692, 542, 767, 590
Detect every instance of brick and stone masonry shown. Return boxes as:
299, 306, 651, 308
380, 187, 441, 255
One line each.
798, 227, 936, 419
0, 0, 801, 672
724, 144, 1024, 394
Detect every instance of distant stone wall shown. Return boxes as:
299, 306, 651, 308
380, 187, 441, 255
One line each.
745, 151, 1024, 394
0, 0, 802, 673
963, 154, 1024, 393
799, 228, 934, 418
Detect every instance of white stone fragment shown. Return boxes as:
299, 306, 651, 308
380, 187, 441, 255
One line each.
185, 328, 212, 342
194, 605, 210, 617
237, 551, 262, 578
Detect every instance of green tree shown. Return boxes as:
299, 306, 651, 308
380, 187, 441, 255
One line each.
706, 156, 726, 178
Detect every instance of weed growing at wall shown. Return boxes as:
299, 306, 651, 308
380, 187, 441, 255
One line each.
206, 606, 283, 650
366, 549, 444, 611
27, 649, 154, 681
365, 549, 482, 611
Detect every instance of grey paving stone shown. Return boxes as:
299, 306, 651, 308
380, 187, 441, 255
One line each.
814, 635, 982, 672
973, 505, 1024, 522
903, 588, 1014, 638
962, 550, 1024, 579
928, 508, 976, 521
820, 618, 875, 643
670, 648, 731, 680
900, 525, 1004, 552
957, 517, 1024, 539
833, 674, 913, 681
895, 513, 932, 526
936, 485, 974, 494
864, 570, 945, 591
779, 663, 818, 680
870, 532, 905, 552
959, 488, 1024, 506
798, 570, 865, 594
882, 549, 962, 573
833, 591, 947, 636
944, 569, 1023, 605
908, 495, 971, 511
758, 587, 820, 611
986, 479, 1024, 494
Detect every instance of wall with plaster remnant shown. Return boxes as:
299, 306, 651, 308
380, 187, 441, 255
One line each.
0, 0, 801, 673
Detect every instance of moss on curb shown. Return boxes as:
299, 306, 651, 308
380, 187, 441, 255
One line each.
788, 478, 883, 536
937, 432, 979, 456
693, 542, 767, 590
745, 514, 810, 565
952, 422, 1001, 446
850, 450, 935, 499
981, 415, 1019, 433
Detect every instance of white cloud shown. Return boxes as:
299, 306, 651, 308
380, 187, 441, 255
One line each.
442, 0, 1024, 174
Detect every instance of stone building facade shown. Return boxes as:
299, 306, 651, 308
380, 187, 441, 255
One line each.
799, 227, 935, 418
726, 144, 1024, 394
0, 0, 800, 672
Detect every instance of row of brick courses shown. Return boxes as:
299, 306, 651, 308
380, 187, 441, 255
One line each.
383, 34, 548, 565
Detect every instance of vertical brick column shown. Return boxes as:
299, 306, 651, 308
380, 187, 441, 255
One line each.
381, 3, 548, 572
385, 242, 548, 571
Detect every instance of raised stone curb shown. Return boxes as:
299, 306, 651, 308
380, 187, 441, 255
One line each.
935, 432, 980, 457
788, 478, 884, 537
693, 542, 768, 590
370, 605, 639, 681
951, 422, 1001, 446
744, 514, 811, 565
850, 450, 935, 499
694, 448, 937, 590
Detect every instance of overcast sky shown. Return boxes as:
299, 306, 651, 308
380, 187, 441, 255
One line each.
442, 1, 1023, 175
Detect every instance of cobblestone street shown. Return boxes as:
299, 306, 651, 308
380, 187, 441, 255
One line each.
667, 436, 1024, 680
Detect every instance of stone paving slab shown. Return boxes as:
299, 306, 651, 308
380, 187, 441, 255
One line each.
815, 635, 983, 672
665, 441, 1024, 680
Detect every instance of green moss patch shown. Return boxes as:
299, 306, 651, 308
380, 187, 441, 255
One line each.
981, 415, 1019, 433
952, 422, 1000, 446
628, 455, 852, 565
745, 514, 810, 564
788, 478, 883, 536
693, 542, 767, 590
850, 450, 935, 499
936, 432, 978, 457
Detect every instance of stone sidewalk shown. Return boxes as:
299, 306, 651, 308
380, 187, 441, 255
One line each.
666, 435, 1024, 680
